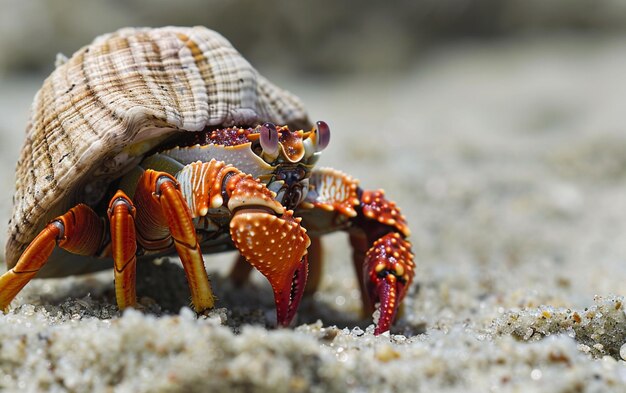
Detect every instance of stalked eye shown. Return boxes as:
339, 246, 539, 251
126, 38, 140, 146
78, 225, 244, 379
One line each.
260, 122, 279, 157
315, 121, 331, 152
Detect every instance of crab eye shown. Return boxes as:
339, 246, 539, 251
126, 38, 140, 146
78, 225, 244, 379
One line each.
260, 122, 279, 157
315, 121, 331, 152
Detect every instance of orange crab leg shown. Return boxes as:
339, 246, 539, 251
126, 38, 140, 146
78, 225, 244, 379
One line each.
134, 170, 214, 312
107, 191, 138, 310
0, 204, 105, 310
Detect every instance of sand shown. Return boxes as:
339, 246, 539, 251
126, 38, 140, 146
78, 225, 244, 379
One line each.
0, 35, 625, 392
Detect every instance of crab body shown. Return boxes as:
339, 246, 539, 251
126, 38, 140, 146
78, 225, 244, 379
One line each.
1, 26, 414, 334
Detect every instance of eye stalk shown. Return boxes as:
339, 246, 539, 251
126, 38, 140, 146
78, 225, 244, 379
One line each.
260, 122, 279, 160
304, 120, 331, 159
315, 121, 331, 152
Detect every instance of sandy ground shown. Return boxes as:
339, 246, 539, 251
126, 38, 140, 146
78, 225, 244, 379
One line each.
0, 35, 626, 392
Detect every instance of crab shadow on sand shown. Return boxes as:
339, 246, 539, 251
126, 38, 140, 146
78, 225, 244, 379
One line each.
23, 258, 424, 336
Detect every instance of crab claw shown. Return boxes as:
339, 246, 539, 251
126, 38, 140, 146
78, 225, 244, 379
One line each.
230, 209, 310, 326
365, 232, 414, 335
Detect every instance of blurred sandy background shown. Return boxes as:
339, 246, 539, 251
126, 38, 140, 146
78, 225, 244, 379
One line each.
1, 1, 626, 392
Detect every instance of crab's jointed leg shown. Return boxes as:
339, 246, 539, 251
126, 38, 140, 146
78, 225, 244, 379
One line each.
107, 190, 138, 310
177, 160, 310, 326
297, 168, 415, 335
0, 204, 106, 310
133, 169, 215, 312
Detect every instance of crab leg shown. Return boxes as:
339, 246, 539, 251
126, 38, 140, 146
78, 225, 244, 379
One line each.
107, 190, 138, 310
133, 170, 214, 312
175, 159, 310, 326
0, 204, 106, 310
297, 168, 415, 334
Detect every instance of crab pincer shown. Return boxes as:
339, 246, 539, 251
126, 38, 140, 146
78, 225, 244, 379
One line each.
221, 151, 311, 326
365, 233, 414, 334
230, 209, 310, 326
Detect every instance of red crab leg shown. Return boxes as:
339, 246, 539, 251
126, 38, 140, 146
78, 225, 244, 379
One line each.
133, 170, 215, 312
177, 160, 310, 326
297, 168, 415, 335
0, 204, 106, 310
107, 190, 138, 310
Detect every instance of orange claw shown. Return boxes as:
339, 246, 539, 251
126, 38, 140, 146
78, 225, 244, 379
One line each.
108, 191, 138, 310
230, 209, 310, 326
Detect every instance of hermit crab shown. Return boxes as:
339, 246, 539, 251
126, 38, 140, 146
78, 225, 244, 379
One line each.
0, 26, 414, 334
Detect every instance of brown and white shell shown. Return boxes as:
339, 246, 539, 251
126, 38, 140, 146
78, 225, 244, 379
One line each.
6, 26, 311, 272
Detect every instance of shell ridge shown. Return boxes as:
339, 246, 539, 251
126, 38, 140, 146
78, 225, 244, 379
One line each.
155, 31, 195, 128
127, 31, 173, 128
175, 32, 209, 131
147, 34, 184, 127
192, 30, 256, 126
81, 38, 127, 138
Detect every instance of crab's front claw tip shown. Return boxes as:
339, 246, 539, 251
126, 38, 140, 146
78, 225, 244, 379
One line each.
365, 232, 415, 335
230, 209, 310, 327
372, 275, 403, 335
274, 254, 308, 326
